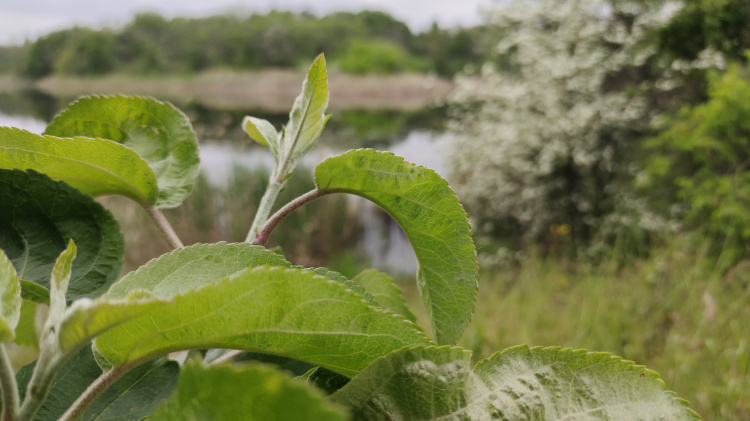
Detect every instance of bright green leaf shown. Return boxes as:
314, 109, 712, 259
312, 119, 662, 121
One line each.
353, 269, 416, 323
150, 362, 348, 421
331, 345, 701, 420
96, 266, 431, 377
283, 54, 329, 162
243, 116, 279, 157
44, 95, 200, 208
315, 149, 478, 345
0, 169, 124, 301
16, 346, 178, 421
0, 127, 158, 205
107, 242, 291, 300
0, 249, 21, 342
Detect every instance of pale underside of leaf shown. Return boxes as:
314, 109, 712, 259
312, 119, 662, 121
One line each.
331, 345, 701, 420
314, 149, 478, 345
44, 95, 200, 208
0, 127, 158, 204
95, 266, 432, 377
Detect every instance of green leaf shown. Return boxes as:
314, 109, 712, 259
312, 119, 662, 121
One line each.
0, 249, 21, 342
17, 346, 178, 421
14, 299, 38, 349
0, 169, 124, 301
96, 266, 432, 377
150, 362, 348, 421
107, 242, 291, 300
19, 280, 49, 305
44, 95, 200, 208
331, 345, 701, 420
352, 269, 416, 323
0, 127, 158, 205
302, 267, 379, 307
315, 149, 478, 345
283, 54, 330, 162
243, 116, 279, 157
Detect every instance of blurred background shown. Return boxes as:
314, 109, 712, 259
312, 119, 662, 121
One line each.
1, 0, 749, 418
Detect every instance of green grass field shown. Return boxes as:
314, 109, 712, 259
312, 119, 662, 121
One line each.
426, 243, 750, 419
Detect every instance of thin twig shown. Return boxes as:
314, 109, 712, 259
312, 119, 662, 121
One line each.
0, 345, 19, 421
252, 189, 335, 245
58, 362, 137, 421
144, 204, 184, 249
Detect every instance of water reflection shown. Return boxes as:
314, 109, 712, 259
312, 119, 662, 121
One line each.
0, 92, 454, 276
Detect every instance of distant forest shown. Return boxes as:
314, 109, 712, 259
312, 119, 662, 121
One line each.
0, 11, 492, 78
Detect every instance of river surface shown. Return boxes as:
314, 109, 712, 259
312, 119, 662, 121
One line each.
0, 90, 456, 276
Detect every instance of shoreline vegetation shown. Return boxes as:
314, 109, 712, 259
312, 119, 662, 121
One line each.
0, 71, 454, 112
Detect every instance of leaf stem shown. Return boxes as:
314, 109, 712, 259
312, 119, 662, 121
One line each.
0, 345, 19, 421
246, 180, 284, 242
252, 188, 335, 245
144, 204, 184, 249
58, 362, 136, 421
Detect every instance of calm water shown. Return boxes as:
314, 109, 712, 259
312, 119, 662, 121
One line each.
0, 90, 455, 275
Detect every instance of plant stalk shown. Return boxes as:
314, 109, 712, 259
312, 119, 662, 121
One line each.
0, 345, 19, 421
144, 204, 184, 249
252, 188, 335, 245
246, 180, 284, 242
58, 362, 136, 421
17, 350, 61, 421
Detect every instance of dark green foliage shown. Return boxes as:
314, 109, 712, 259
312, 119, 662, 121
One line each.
641, 63, 750, 267
17, 347, 178, 420
12, 11, 487, 78
0, 169, 124, 300
654, 0, 750, 64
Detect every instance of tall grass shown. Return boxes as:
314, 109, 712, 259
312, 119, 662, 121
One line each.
449, 243, 750, 419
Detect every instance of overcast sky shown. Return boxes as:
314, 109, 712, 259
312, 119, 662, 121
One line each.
0, 0, 496, 45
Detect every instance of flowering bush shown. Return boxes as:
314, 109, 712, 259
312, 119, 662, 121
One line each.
449, 0, 671, 255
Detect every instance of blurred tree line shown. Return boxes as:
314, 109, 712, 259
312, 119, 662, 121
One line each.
449, 0, 750, 267
0, 10, 491, 78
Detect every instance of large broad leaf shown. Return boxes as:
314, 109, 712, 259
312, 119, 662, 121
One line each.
16, 347, 178, 421
331, 345, 701, 420
44, 95, 200, 208
149, 362, 347, 421
0, 127, 158, 205
0, 249, 21, 342
0, 169, 124, 301
95, 266, 432, 377
352, 269, 416, 323
108, 242, 381, 309
107, 242, 291, 300
315, 149, 478, 345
